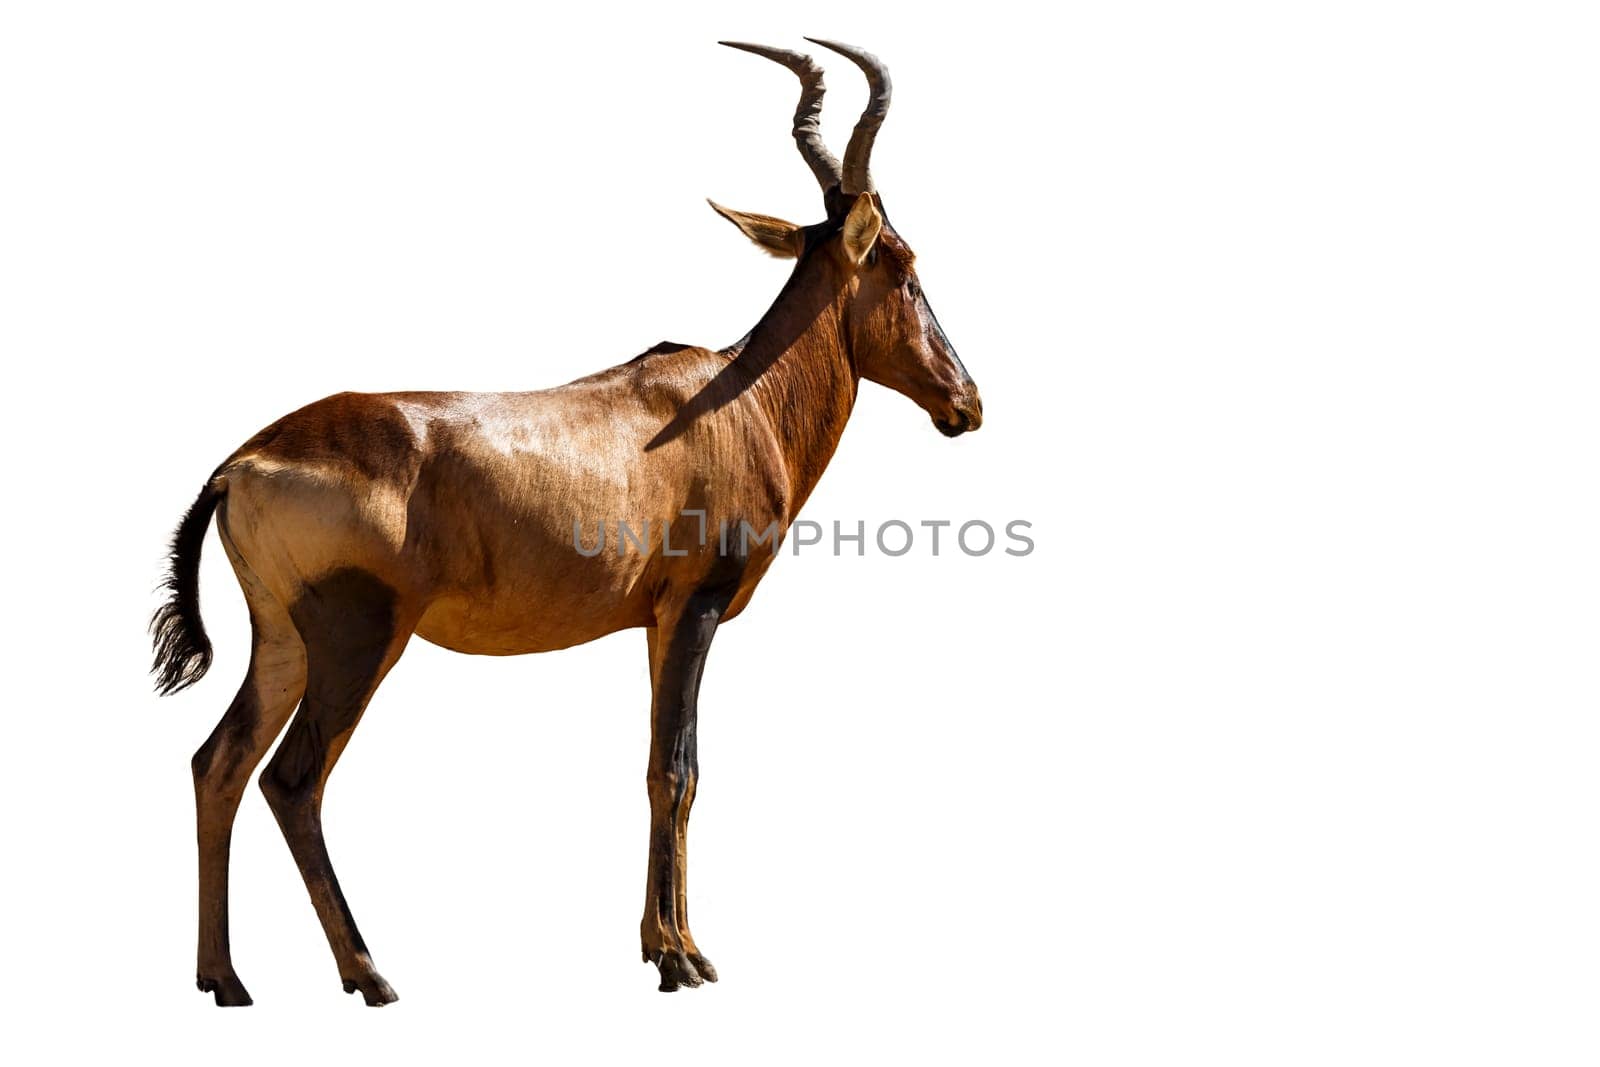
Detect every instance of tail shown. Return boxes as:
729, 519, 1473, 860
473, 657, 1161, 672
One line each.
150, 479, 225, 695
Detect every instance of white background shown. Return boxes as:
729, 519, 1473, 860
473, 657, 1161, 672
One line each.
3, 1, 1597, 1063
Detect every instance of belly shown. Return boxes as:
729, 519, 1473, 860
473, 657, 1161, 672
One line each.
413, 609, 639, 655
412, 546, 657, 655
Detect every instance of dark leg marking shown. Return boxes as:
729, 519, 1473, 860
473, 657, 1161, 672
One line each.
642, 552, 746, 991
260, 568, 409, 1006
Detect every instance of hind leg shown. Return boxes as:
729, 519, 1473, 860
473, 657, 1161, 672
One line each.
259, 569, 415, 1006
192, 592, 306, 1006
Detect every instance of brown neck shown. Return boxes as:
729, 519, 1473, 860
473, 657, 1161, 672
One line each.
726, 251, 860, 517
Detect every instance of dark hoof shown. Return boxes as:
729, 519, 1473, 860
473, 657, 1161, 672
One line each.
652, 949, 716, 992
197, 974, 253, 1007
342, 974, 399, 1006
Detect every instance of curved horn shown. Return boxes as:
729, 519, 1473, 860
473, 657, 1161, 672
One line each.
719, 41, 842, 194
804, 38, 891, 195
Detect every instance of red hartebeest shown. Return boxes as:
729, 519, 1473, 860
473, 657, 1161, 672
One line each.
152, 39, 981, 1006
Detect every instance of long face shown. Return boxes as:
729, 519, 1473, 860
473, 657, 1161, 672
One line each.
711, 192, 985, 438
843, 204, 982, 437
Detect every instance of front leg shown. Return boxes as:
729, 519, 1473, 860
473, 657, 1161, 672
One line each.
640, 582, 734, 991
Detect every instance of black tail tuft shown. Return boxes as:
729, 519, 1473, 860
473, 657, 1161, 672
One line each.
150, 481, 223, 695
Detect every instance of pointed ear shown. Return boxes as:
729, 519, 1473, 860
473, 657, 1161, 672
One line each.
707, 199, 804, 259
841, 193, 883, 267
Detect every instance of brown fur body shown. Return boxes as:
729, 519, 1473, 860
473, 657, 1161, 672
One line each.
156, 40, 981, 1005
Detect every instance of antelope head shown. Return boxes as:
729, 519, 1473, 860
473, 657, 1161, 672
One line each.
712, 39, 983, 437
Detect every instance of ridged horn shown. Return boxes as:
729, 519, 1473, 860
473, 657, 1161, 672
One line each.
719, 41, 843, 194
803, 38, 891, 194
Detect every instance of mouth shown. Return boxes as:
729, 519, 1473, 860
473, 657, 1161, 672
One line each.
936, 410, 974, 437
934, 398, 979, 435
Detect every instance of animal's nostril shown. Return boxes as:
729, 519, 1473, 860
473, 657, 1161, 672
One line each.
960, 402, 983, 432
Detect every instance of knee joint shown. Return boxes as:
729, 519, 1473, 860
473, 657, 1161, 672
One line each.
648, 764, 697, 802
258, 755, 317, 811
191, 740, 220, 783
192, 736, 251, 796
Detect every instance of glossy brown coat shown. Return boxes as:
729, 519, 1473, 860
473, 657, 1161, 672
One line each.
155, 40, 980, 1005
